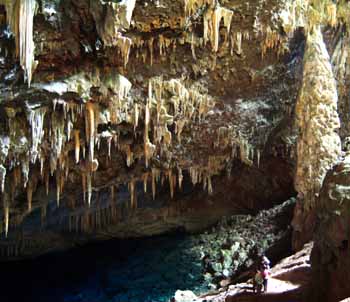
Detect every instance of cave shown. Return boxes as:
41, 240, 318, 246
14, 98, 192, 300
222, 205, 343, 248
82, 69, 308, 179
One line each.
0, 0, 349, 302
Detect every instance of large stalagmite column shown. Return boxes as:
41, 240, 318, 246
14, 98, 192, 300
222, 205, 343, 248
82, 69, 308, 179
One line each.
293, 26, 341, 250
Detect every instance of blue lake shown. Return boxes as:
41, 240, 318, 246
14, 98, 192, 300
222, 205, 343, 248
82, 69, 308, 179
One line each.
0, 234, 207, 302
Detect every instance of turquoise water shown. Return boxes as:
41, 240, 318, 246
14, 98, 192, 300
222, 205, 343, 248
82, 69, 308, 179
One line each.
0, 234, 207, 302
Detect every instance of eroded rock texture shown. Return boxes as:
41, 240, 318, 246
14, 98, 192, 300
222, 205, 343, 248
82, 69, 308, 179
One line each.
0, 0, 348, 260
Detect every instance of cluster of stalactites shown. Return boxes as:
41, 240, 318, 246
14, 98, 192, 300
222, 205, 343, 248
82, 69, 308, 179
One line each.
203, 5, 233, 52
0, 0, 37, 86
279, 0, 343, 36
215, 126, 261, 168
0, 74, 216, 238
184, 0, 234, 53
90, 0, 136, 67
143, 77, 215, 167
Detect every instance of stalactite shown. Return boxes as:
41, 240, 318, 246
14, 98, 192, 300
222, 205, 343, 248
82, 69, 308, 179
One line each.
2, 0, 37, 86
191, 32, 197, 60
134, 103, 139, 130
207, 175, 213, 195
107, 137, 112, 159
86, 102, 96, 161
144, 100, 156, 168
178, 168, 183, 190
27, 179, 33, 211
4, 203, 9, 238
125, 145, 133, 167
45, 171, 49, 195
168, 170, 174, 199
203, 5, 233, 52
148, 38, 154, 66
143, 173, 148, 193
27, 107, 46, 164
110, 185, 115, 203
0, 165, 6, 193
82, 173, 86, 203
56, 171, 61, 207
74, 130, 80, 164
87, 171, 92, 206
41, 205, 46, 226
129, 180, 136, 209
152, 168, 157, 200
117, 35, 132, 67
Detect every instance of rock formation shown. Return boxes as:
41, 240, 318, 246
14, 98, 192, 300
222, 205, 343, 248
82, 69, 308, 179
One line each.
312, 153, 350, 302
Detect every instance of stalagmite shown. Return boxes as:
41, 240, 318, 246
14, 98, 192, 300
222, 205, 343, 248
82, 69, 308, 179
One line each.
295, 26, 341, 208
74, 130, 80, 164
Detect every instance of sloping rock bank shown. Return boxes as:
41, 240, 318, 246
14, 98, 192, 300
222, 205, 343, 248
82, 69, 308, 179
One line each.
173, 242, 312, 302
193, 198, 295, 289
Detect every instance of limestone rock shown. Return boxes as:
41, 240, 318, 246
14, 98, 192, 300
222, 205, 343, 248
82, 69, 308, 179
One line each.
173, 290, 198, 302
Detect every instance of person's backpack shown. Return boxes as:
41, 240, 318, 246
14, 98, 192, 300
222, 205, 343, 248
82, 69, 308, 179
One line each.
262, 269, 269, 279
